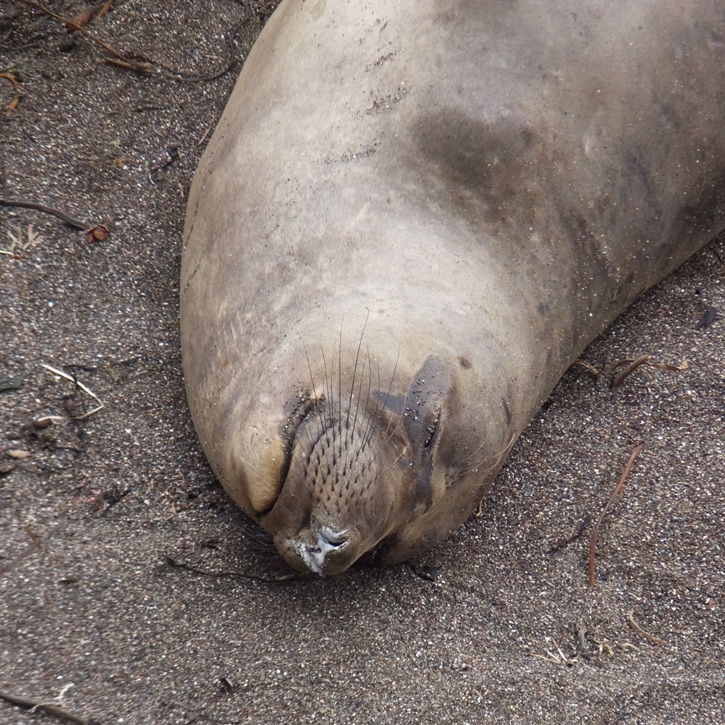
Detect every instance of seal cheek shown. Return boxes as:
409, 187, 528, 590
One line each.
229, 436, 287, 517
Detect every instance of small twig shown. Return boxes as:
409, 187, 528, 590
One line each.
41, 363, 105, 419
610, 355, 687, 388
97, 487, 133, 517
163, 555, 299, 583
34, 415, 68, 426
21, 0, 151, 72
530, 637, 577, 666
627, 611, 667, 645
529, 652, 562, 665
575, 622, 589, 658
588, 443, 644, 587
0, 688, 98, 725
21, 0, 240, 82
0, 198, 88, 229
574, 360, 603, 376
0, 71, 23, 115
576, 355, 688, 388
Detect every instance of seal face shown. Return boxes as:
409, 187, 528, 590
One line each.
181, 0, 725, 575
260, 352, 463, 575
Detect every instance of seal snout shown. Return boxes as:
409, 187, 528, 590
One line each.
293, 526, 350, 576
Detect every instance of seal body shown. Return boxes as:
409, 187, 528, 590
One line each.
181, 0, 725, 575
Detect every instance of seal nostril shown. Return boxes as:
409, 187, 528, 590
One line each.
319, 526, 348, 548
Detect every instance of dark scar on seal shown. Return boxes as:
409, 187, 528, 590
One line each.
402, 356, 453, 509
372, 357, 452, 508
371, 389, 406, 414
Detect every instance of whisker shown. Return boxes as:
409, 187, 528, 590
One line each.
347, 310, 370, 435
240, 518, 280, 555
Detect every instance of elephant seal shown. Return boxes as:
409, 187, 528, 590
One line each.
181, 0, 725, 575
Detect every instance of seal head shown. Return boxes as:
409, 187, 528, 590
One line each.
234, 347, 497, 576
181, 0, 725, 575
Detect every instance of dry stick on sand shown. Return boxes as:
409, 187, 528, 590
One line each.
0, 688, 98, 725
41, 363, 105, 419
20, 0, 151, 73
588, 442, 644, 587
0, 71, 23, 115
0, 198, 88, 230
574, 355, 688, 388
20, 0, 239, 82
627, 610, 668, 645
610, 355, 688, 389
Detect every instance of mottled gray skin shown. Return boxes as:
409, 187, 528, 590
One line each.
181, 0, 725, 575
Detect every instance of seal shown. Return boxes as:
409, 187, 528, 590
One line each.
181, 0, 725, 575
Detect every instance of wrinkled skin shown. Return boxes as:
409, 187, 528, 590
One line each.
181, 0, 725, 575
